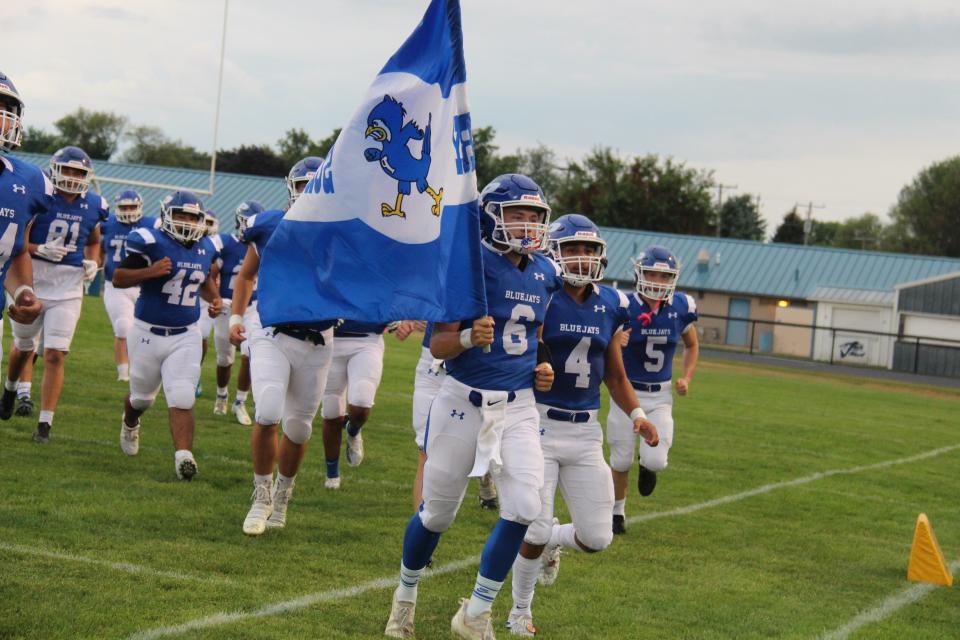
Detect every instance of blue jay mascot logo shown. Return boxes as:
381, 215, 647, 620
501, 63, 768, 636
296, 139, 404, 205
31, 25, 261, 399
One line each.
364, 95, 444, 218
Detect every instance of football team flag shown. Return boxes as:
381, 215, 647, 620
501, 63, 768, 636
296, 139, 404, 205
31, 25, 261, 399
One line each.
258, 0, 486, 327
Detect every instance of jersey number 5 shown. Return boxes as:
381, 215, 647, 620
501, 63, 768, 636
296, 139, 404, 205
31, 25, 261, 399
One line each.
161, 269, 204, 307
644, 335, 668, 372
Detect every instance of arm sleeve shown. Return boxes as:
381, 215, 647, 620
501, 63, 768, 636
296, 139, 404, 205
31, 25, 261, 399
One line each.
117, 253, 150, 270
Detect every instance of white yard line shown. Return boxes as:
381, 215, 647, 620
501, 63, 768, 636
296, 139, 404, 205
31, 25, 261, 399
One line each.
126, 556, 479, 640
129, 442, 960, 638
628, 443, 960, 525
0, 541, 235, 585
817, 559, 960, 640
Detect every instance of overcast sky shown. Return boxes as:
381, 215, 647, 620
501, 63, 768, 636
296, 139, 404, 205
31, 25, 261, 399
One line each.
5, 0, 959, 228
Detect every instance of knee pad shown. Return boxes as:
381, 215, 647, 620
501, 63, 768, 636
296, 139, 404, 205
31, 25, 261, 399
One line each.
348, 380, 377, 409
115, 317, 132, 340
129, 395, 156, 411
523, 518, 552, 547
501, 485, 541, 526
216, 348, 235, 368
578, 526, 614, 553
254, 384, 284, 426
281, 416, 313, 445
608, 441, 635, 473
641, 449, 669, 472
419, 501, 458, 533
165, 383, 196, 410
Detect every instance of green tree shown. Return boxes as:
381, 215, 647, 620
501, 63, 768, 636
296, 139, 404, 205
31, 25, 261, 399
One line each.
833, 213, 885, 250
773, 209, 805, 244
276, 127, 341, 169
516, 144, 562, 201
552, 149, 715, 234
808, 220, 840, 246
888, 156, 960, 257
52, 107, 127, 159
20, 126, 61, 155
121, 125, 210, 170
718, 194, 766, 240
216, 144, 287, 177
472, 126, 518, 188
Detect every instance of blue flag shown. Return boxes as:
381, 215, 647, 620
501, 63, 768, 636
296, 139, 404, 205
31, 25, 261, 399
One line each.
258, 0, 485, 327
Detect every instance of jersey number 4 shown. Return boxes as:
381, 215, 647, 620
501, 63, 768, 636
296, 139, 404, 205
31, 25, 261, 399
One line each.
161, 269, 204, 306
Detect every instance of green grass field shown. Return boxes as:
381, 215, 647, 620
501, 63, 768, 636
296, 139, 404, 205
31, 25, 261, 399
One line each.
2, 298, 959, 640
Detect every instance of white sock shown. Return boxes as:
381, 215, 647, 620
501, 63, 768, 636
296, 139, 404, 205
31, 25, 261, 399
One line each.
235, 390, 248, 404
510, 555, 540, 615
216, 386, 228, 398
17, 381, 31, 398
396, 562, 423, 602
275, 472, 296, 491
38, 410, 54, 425
613, 499, 626, 517
254, 473, 272, 486
4, 378, 17, 392
117, 364, 129, 378
548, 523, 579, 551
466, 573, 503, 618
174, 449, 193, 464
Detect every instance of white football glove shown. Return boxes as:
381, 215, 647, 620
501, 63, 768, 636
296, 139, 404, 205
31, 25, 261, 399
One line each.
82, 259, 99, 282
37, 239, 70, 262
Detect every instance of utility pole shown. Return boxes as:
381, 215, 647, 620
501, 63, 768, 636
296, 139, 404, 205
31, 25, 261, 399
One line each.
797, 201, 825, 245
715, 183, 737, 237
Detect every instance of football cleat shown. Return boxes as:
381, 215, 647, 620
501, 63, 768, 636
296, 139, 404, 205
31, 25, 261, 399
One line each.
345, 432, 364, 467
506, 612, 536, 637
478, 472, 499, 510
242, 482, 273, 536
324, 476, 341, 490
213, 395, 228, 415
384, 589, 416, 639
638, 464, 657, 497
32, 422, 52, 444
232, 402, 252, 426
0, 388, 17, 420
451, 598, 495, 640
612, 515, 626, 536
15, 397, 33, 417
266, 482, 294, 529
538, 520, 561, 586
176, 453, 198, 481
120, 414, 140, 456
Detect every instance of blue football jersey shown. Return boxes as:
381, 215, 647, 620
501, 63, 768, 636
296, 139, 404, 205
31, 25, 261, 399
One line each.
422, 321, 433, 348
241, 209, 284, 257
336, 319, 388, 336
445, 246, 564, 392
101, 215, 158, 281
535, 285, 630, 411
125, 227, 222, 327
30, 190, 109, 267
621, 291, 698, 385
243, 209, 335, 331
0, 155, 52, 283
216, 232, 255, 302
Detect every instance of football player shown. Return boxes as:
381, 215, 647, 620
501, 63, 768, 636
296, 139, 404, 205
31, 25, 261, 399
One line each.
506, 215, 658, 636
209, 200, 264, 425
232, 157, 336, 535
385, 174, 562, 640
5, 146, 106, 442
607, 245, 699, 534
0, 70, 47, 421
113, 191, 223, 480
100, 190, 157, 382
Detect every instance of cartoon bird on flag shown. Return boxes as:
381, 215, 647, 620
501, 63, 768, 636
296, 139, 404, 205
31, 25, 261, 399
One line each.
364, 95, 444, 218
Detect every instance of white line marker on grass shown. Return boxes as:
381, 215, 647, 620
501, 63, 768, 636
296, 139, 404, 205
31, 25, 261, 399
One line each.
817, 559, 960, 640
130, 442, 960, 639
628, 443, 960, 525
127, 556, 479, 640
0, 542, 234, 585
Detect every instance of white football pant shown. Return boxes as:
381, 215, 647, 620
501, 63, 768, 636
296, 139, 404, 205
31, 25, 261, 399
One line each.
607, 382, 675, 473
212, 299, 260, 366
525, 407, 614, 552
321, 334, 385, 419
411, 346, 444, 449
11, 296, 82, 352
127, 321, 202, 411
102, 282, 139, 339
198, 299, 215, 339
